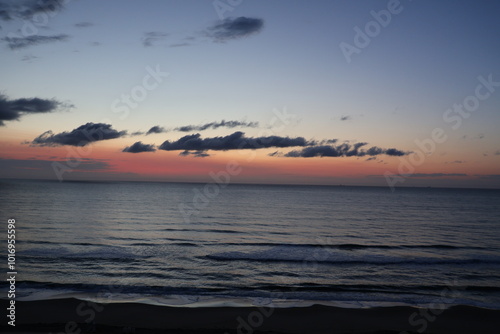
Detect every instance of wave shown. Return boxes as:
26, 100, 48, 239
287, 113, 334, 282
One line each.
206, 247, 500, 266
213, 242, 491, 250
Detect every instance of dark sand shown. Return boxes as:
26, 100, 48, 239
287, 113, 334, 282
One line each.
2, 298, 499, 333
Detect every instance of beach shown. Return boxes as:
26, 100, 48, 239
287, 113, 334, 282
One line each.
2, 298, 500, 333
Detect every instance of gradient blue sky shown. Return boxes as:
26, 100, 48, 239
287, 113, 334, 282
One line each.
1, 0, 499, 188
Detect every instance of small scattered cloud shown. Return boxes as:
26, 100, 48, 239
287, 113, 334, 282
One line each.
0, 94, 72, 125
122, 141, 156, 153
446, 160, 465, 164
169, 42, 190, 48
74, 21, 93, 28
319, 139, 338, 145
340, 115, 351, 121
179, 150, 210, 158
159, 131, 309, 154
206, 17, 264, 42
31, 123, 127, 147
21, 54, 39, 62
141, 31, 168, 47
461, 133, 485, 140
365, 157, 377, 161
495, 150, 500, 156
2, 34, 69, 50
146, 125, 167, 135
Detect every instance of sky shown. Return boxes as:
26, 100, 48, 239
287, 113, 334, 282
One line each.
1, 0, 499, 188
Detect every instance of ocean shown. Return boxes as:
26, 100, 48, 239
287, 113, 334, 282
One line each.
1, 179, 500, 309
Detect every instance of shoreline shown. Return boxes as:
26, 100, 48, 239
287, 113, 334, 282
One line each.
2, 298, 500, 333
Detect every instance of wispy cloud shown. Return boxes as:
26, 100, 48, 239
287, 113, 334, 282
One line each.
21, 54, 39, 62
405, 173, 468, 178
140, 120, 259, 136
2, 34, 69, 49
340, 115, 351, 121
169, 42, 190, 48
141, 31, 168, 47
0, 157, 110, 171
206, 17, 264, 42
74, 21, 93, 28
0, 94, 71, 125
175, 120, 259, 132
31, 123, 127, 147
122, 141, 156, 153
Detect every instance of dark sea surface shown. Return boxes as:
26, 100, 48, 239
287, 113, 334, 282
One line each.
1, 179, 500, 309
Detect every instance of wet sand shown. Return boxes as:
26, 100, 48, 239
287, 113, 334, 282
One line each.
2, 298, 499, 333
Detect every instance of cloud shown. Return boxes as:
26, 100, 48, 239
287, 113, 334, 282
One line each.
284, 143, 407, 158
139, 120, 259, 135
340, 115, 351, 121
74, 21, 93, 28
495, 150, 500, 156
0, 0, 66, 21
31, 123, 127, 147
206, 17, 264, 42
122, 141, 156, 153
0, 157, 110, 171
21, 54, 39, 62
0, 94, 71, 125
2, 34, 69, 49
142, 31, 168, 47
146, 125, 167, 135
475, 174, 500, 180
176, 120, 259, 132
179, 150, 210, 158
159, 131, 309, 154
446, 160, 465, 164
169, 43, 190, 48
405, 173, 468, 178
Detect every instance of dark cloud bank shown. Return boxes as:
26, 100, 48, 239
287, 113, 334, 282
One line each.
31, 123, 126, 146
0, 94, 70, 125
155, 132, 408, 158
158, 131, 309, 152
